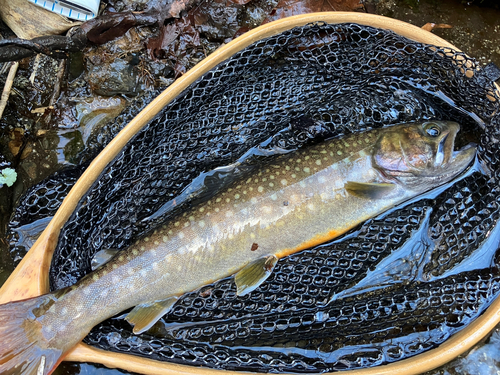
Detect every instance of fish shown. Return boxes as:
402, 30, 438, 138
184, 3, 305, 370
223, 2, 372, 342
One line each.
0, 121, 476, 375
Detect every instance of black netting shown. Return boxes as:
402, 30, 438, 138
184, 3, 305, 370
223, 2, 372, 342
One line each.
8, 22, 500, 372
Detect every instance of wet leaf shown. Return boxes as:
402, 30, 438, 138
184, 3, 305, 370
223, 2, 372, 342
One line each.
421, 23, 453, 32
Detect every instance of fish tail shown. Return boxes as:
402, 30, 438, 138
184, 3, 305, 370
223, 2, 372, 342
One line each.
0, 295, 67, 375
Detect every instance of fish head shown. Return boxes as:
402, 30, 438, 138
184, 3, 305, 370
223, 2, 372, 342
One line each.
372, 121, 476, 191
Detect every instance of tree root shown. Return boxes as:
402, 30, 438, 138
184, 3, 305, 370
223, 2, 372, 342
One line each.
0, 0, 200, 63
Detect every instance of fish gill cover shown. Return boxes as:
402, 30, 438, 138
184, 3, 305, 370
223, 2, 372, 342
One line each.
7, 22, 500, 372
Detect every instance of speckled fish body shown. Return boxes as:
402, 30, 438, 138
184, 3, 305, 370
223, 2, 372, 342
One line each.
0, 121, 476, 375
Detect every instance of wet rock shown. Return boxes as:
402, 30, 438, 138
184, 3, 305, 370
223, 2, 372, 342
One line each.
86, 54, 140, 96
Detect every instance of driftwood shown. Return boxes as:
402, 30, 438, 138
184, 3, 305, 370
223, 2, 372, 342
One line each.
0, 0, 200, 63
0, 62, 19, 119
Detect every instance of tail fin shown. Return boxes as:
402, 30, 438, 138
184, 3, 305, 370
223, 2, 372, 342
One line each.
0, 295, 65, 375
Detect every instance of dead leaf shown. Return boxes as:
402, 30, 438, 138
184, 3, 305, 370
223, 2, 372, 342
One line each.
147, 15, 201, 77
421, 23, 453, 32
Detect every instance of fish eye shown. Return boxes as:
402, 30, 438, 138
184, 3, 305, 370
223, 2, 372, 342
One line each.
424, 123, 441, 137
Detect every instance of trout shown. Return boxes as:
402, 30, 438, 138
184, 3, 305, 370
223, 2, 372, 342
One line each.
0, 121, 476, 374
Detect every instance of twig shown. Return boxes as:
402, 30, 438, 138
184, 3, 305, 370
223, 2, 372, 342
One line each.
0, 61, 19, 119
44, 59, 67, 125
29, 54, 42, 84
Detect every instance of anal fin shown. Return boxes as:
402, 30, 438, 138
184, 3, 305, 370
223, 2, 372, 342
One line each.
234, 255, 278, 296
125, 296, 178, 334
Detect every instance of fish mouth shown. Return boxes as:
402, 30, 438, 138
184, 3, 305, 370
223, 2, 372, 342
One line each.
440, 142, 476, 179
440, 121, 459, 167
437, 121, 476, 176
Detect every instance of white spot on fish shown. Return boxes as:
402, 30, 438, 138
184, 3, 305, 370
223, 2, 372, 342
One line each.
235, 194, 240, 199
215, 207, 220, 212
144, 237, 150, 242
199, 220, 205, 228
291, 173, 297, 178
132, 249, 139, 256
303, 167, 310, 173
154, 240, 159, 245
285, 166, 290, 171
163, 236, 168, 243
281, 179, 287, 186
174, 222, 180, 227
178, 232, 185, 239
184, 222, 190, 228
216, 198, 222, 203
337, 150, 343, 156
270, 193, 278, 200
316, 159, 322, 166
269, 182, 274, 187
258, 186, 264, 193
199, 207, 205, 213
127, 268, 134, 275
228, 233, 234, 240
226, 198, 231, 203
251, 197, 258, 204
226, 211, 234, 218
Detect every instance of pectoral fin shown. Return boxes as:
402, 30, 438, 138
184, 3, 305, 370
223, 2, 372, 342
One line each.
91, 249, 120, 271
125, 297, 178, 334
234, 255, 278, 296
345, 181, 396, 199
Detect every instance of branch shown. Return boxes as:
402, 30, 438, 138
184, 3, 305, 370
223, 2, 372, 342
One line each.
0, 0, 200, 62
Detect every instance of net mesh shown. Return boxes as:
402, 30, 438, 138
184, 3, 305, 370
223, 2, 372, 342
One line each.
7, 22, 500, 372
